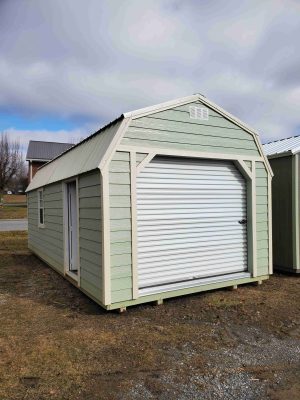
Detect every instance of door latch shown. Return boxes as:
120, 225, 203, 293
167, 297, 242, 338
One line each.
238, 219, 247, 225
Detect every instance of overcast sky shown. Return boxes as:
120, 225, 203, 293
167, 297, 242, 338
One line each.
0, 0, 299, 156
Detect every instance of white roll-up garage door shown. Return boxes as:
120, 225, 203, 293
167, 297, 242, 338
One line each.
136, 156, 248, 296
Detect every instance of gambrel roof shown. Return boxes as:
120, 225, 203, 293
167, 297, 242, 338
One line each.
26, 94, 272, 192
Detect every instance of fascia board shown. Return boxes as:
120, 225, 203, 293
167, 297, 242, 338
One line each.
197, 94, 273, 177
123, 94, 199, 119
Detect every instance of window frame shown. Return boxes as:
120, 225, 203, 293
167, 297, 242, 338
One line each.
38, 188, 45, 228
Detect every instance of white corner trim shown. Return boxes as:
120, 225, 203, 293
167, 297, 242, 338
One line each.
75, 176, 81, 287
251, 160, 257, 277
268, 174, 273, 274
101, 167, 111, 305
292, 154, 300, 269
98, 117, 132, 171
130, 152, 139, 300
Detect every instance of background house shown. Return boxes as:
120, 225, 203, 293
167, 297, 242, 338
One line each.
26, 140, 73, 182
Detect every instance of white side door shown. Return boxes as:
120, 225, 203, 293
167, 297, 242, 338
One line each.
67, 181, 79, 273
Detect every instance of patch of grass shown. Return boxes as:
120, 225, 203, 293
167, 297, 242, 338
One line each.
0, 206, 27, 219
0, 231, 28, 252
207, 294, 243, 308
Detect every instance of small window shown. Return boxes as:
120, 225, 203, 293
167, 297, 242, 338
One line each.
38, 189, 45, 227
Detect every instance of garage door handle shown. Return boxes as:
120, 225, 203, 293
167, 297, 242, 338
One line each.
238, 219, 247, 225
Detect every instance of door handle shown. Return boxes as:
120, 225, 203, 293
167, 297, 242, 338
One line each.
238, 219, 247, 225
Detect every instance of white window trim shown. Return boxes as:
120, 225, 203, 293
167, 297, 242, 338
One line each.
38, 188, 45, 228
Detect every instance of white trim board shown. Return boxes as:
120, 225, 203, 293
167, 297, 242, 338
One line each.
100, 167, 111, 305
117, 145, 264, 162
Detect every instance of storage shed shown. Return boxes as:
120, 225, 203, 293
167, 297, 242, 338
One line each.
263, 136, 300, 273
26, 94, 273, 311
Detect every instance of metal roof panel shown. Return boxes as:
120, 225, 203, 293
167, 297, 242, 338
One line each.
26, 141, 74, 161
263, 136, 300, 156
26, 120, 122, 191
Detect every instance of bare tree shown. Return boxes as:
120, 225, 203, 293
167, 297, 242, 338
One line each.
0, 132, 24, 193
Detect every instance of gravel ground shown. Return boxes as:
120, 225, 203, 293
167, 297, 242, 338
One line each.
0, 232, 300, 399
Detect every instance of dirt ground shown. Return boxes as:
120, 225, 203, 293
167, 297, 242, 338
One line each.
0, 232, 300, 400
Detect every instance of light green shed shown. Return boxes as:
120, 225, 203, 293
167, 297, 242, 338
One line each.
263, 136, 300, 273
26, 94, 273, 311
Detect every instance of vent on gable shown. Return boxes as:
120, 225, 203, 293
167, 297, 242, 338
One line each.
189, 106, 209, 120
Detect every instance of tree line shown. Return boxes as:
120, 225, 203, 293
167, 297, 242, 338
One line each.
0, 133, 28, 194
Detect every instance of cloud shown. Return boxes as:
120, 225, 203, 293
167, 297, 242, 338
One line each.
0, 0, 299, 143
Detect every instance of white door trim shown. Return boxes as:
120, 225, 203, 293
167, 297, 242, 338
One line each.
63, 177, 80, 284
133, 157, 249, 294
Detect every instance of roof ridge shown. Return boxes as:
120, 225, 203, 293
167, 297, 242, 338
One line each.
35, 115, 124, 172
263, 133, 300, 146
28, 140, 74, 145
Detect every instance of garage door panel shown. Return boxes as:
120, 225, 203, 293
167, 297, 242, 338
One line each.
138, 213, 246, 221
137, 156, 248, 292
141, 264, 248, 287
138, 245, 247, 262
138, 230, 246, 242
139, 255, 247, 272
137, 221, 246, 230
138, 237, 246, 252
138, 197, 246, 204
137, 203, 246, 210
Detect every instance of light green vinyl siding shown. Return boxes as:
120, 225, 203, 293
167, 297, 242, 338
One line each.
256, 162, 269, 275
109, 151, 132, 303
78, 170, 102, 302
108, 101, 270, 305
269, 156, 293, 269
245, 160, 252, 170
121, 101, 261, 156
28, 171, 103, 303
27, 182, 64, 272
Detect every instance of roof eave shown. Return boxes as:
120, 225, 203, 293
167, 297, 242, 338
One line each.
266, 150, 293, 159
26, 158, 51, 162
